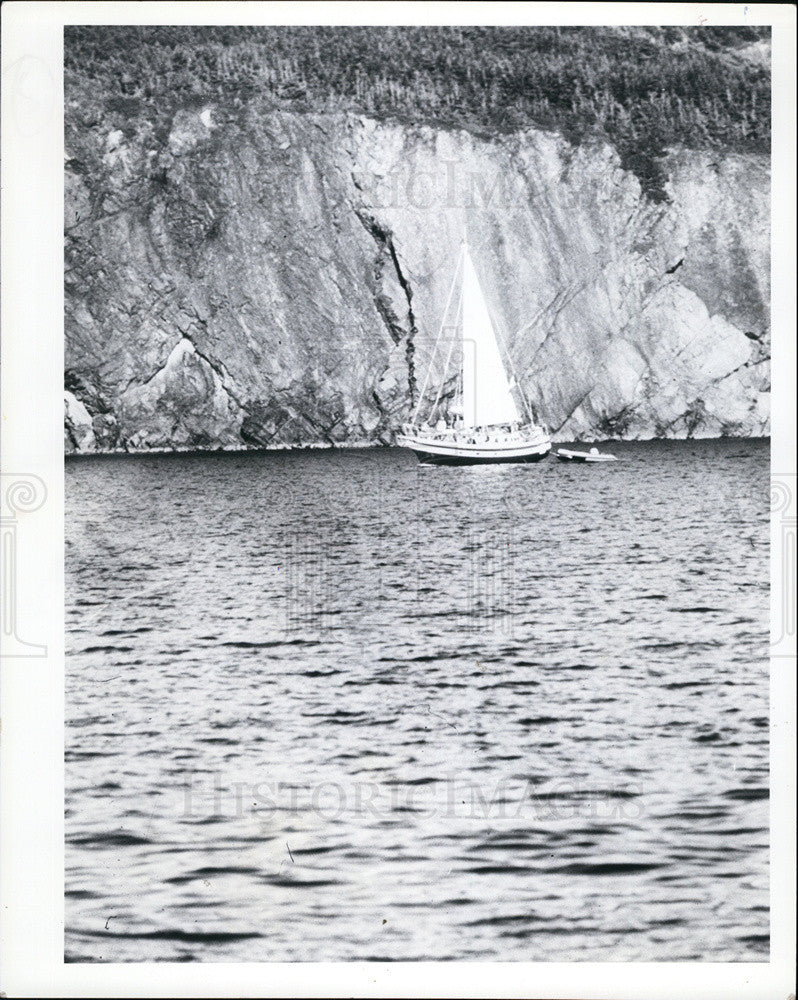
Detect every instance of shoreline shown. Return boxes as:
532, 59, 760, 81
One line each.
65, 435, 772, 460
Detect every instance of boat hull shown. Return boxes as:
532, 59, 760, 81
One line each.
412, 448, 550, 466
399, 433, 551, 466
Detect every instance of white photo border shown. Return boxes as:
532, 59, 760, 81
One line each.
1, 2, 795, 997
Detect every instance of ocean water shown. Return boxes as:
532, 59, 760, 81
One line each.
65, 438, 769, 962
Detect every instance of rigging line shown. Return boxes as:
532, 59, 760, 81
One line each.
410, 245, 465, 426
504, 342, 535, 424
428, 285, 464, 421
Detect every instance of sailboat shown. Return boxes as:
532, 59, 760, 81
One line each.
397, 240, 551, 465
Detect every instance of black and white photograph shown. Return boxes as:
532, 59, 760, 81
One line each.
1, 3, 796, 995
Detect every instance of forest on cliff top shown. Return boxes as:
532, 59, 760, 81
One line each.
65, 25, 770, 199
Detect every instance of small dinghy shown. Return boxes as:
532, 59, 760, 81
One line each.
556, 447, 617, 463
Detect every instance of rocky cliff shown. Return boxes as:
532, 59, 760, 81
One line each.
64, 103, 770, 452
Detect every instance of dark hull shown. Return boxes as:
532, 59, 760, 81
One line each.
414, 449, 550, 466
557, 451, 616, 463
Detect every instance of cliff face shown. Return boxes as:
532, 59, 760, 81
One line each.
64, 104, 770, 452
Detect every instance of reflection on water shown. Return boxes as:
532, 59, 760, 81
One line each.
66, 438, 769, 961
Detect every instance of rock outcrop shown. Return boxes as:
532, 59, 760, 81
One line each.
64, 103, 769, 452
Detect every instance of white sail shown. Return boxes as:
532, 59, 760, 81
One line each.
461, 246, 520, 428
